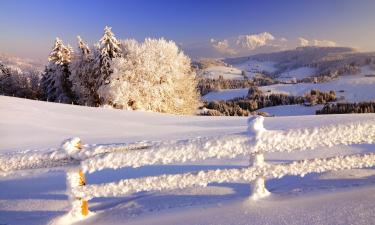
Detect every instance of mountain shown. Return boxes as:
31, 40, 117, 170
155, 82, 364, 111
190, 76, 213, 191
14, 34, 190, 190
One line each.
224, 46, 375, 78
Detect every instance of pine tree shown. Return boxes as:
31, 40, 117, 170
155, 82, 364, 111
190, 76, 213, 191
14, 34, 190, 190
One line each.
70, 36, 95, 105
77, 36, 91, 56
41, 38, 75, 103
95, 26, 122, 103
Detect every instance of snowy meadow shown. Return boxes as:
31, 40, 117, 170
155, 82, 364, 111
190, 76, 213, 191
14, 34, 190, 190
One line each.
1, 1, 375, 224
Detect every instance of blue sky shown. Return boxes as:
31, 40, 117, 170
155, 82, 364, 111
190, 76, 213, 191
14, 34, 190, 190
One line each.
1, 0, 375, 60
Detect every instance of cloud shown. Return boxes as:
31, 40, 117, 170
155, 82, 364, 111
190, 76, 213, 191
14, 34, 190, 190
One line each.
209, 32, 285, 56
210, 38, 237, 55
298, 37, 337, 47
236, 32, 275, 50
298, 37, 310, 47
186, 34, 339, 59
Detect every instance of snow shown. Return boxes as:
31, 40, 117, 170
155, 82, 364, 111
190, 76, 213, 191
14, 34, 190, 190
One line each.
234, 60, 278, 74
0, 96, 374, 225
202, 88, 249, 101
80, 115, 375, 174
202, 65, 375, 102
357, 65, 375, 76
260, 66, 375, 102
0, 96, 244, 152
278, 67, 317, 82
200, 66, 244, 80
73, 153, 375, 201
256, 104, 323, 116
199, 60, 278, 81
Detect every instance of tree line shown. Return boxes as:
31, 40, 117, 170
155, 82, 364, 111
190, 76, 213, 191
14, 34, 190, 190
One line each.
202, 87, 337, 116
316, 102, 375, 114
1, 26, 200, 115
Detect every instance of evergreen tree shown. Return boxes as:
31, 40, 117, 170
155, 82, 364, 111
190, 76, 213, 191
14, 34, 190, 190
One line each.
95, 26, 122, 103
70, 36, 95, 105
77, 36, 91, 56
41, 38, 75, 103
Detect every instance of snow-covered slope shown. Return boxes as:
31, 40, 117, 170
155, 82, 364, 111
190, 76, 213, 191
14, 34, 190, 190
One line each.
278, 66, 317, 81
202, 88, 249, 101
260, 68, 375, 102
0, 52, 44, 73
202, 65, 375, 102
199, 65, 245, 80
234, 59, 278, 78
0, 96, 374, 225
0, 96, 244, 152
255, 104, 323, 117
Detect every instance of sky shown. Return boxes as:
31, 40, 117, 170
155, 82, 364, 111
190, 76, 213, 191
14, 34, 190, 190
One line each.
1, 0, 375, 61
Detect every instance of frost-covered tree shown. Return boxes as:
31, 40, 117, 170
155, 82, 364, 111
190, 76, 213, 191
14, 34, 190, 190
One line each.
98, 38, 200, 114
41, 38, 75, 103
95, 26, 122, 100
70, 36, 96, 105
0, 61, 41, 98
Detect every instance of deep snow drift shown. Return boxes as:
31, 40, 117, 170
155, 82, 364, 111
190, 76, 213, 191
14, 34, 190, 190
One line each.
0, 96, 374, 225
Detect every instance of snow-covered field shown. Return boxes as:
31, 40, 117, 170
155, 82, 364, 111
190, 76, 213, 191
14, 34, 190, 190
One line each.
277, 66, 317, 82
203, 65, 375, 103
0, 96, 374, 225
200, 66, 244, 80
234, 60, 277, 73
202, 88, 249, 101
256, 104, 323, 116
199, 60, 278, 80
260, 72, 375, 102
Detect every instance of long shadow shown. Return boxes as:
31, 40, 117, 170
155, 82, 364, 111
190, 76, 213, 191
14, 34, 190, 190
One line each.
0, 171, 67, 201
1, 162, 373, 223
85, 167, 375, 219
267, 173, 375, 196
87, 182, 250, 216
86, 164, 247, 185
0, 210, 65, 225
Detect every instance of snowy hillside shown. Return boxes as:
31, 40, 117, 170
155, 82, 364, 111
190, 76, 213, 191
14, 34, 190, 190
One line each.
202, 65, 375, 103
0, 96, 374, 225
278, 66, 317, 82
0, 52, 44, 73
234, 59, 278, 78
221, 47, 375, 79
198, 59, 278, 80
260, 66, 375, 102
199, 65, 245, 80
202, 88, 249, 101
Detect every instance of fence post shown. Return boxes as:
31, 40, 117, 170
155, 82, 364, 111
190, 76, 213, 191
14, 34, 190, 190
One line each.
63, 138, 89, 217
248, 116, 270, 200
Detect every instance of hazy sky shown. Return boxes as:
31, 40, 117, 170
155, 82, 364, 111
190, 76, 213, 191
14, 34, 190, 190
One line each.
1, 0, 375, 61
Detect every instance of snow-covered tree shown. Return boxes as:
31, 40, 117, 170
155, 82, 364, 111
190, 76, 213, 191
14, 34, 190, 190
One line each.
95, 26, 122, 99
77, 36, 91, 57
0, 61, 41, 98
98, 38, 200, 114
69, 36, 97, 105
41, 38, 75, 103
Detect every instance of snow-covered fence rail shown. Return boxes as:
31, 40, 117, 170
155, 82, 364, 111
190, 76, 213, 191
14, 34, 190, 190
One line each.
73, 153, 375, 201
1, 116, 375, 217
66, 116, 375, 217
80, 117, 375, 173
0, 140, 152, 174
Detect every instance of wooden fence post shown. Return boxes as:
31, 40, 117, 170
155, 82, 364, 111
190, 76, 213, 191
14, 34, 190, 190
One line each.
248, 116, 270, 200
78, 170, 89, 216
64, 138, 89, 217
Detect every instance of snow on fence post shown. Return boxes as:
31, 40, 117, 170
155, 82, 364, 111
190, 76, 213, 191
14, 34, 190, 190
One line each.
248, 116, 270, 200
63, 137, 89, 217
